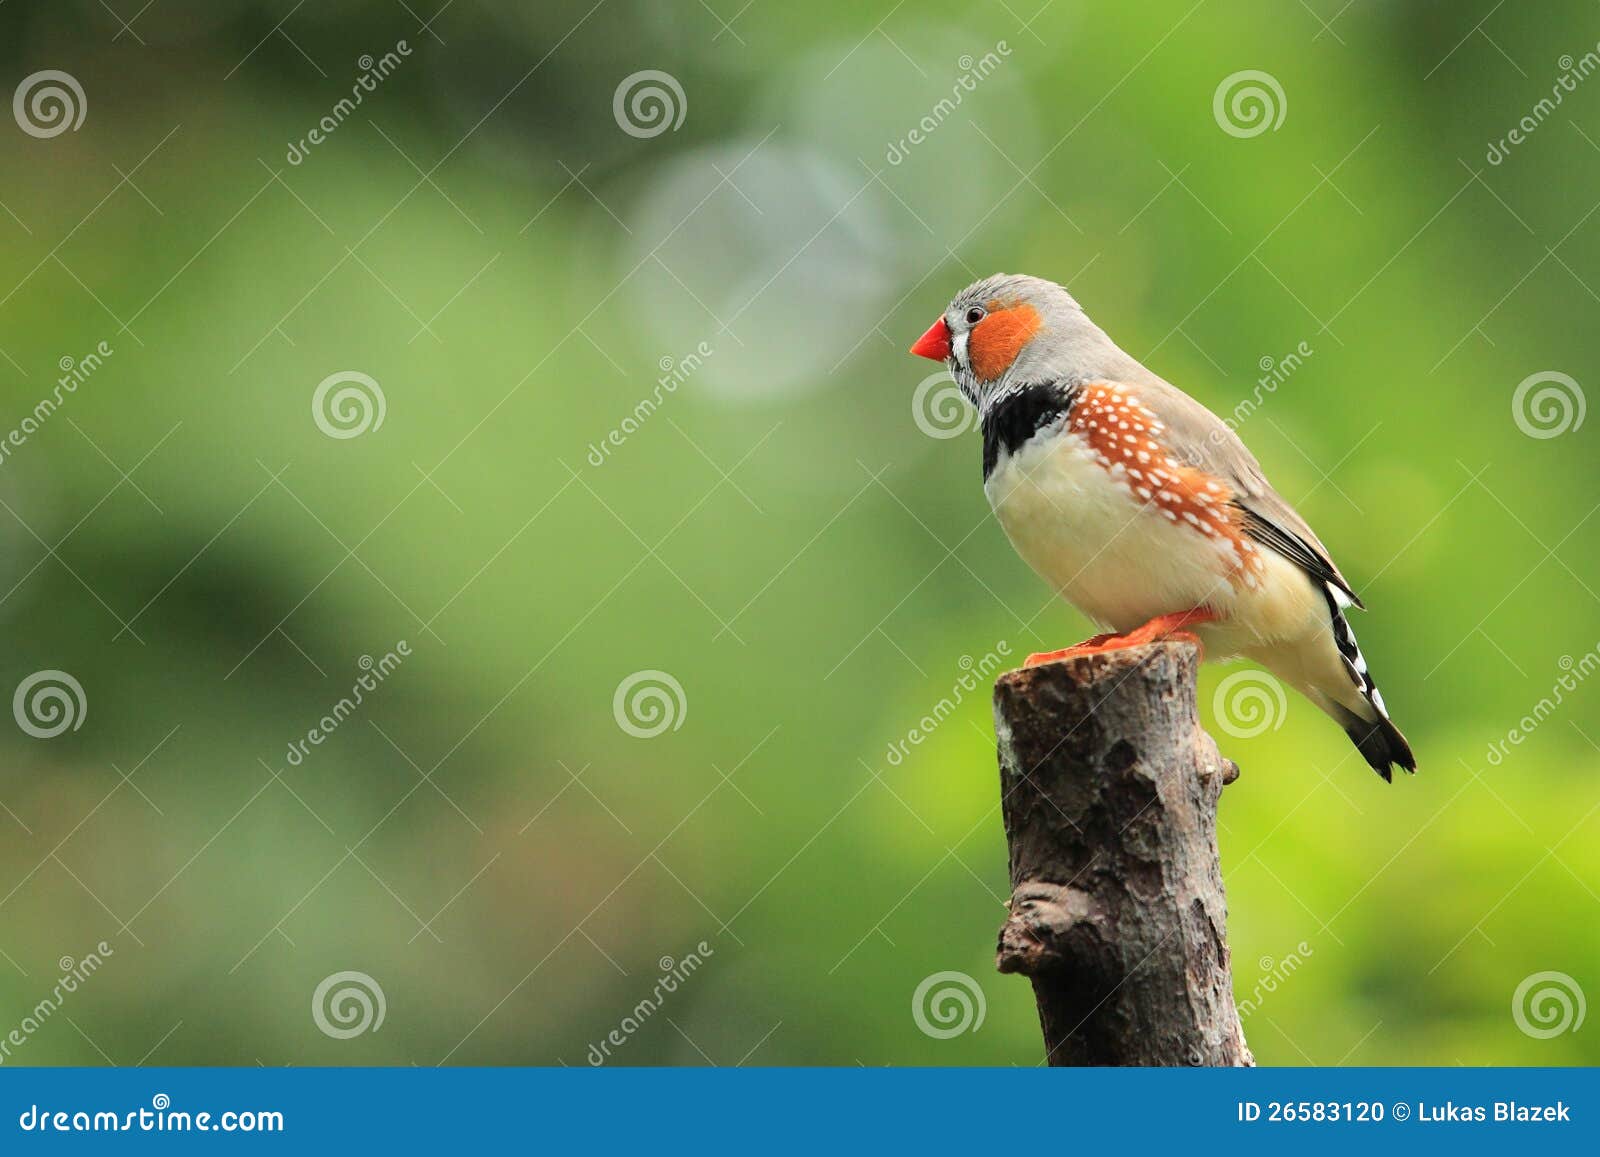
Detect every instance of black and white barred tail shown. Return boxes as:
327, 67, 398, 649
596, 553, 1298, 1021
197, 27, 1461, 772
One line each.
1320, 584, 1416, 782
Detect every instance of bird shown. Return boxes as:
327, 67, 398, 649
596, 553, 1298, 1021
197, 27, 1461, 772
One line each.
908, 272, 1414, 781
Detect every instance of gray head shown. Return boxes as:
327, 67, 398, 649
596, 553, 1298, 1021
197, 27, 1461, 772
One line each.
909, 273, 1139, 412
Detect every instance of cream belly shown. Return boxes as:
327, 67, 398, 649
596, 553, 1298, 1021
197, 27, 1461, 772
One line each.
984, 428, 1325, 660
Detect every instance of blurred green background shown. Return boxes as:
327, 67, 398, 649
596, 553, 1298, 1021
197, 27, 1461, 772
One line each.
0, 0, 1596, 1066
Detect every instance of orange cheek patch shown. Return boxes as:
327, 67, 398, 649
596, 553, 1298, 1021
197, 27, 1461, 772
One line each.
968, 304, 1042, 381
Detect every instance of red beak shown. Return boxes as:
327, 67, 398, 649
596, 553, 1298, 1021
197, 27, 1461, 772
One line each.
909, 317, 952, 361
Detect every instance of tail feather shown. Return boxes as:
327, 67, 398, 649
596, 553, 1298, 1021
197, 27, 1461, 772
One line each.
1337, 708, 1416, 783
1319, 584, 1416, 782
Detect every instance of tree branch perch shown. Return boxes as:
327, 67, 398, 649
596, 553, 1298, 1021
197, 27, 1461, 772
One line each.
992, 640, 1252, 1066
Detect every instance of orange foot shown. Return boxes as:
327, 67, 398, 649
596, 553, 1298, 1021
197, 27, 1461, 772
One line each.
1024, 607, 1219, 667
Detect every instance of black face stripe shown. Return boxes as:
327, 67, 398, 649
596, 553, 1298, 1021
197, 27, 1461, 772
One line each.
981, 381, 1078, 481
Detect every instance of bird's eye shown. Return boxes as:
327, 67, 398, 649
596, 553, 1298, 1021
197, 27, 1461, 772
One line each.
965, 307, 986, 326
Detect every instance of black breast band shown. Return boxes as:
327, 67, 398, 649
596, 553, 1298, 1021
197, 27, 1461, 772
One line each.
981, 381, 1077, 481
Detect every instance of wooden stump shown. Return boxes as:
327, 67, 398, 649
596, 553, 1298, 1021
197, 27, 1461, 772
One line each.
991, 641, 1252, 1066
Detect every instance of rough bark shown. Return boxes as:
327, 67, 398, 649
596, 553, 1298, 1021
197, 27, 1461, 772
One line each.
992, 641, 1252, 1066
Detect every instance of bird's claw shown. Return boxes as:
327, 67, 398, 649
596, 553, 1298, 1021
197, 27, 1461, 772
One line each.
1025, 609, 1216, 666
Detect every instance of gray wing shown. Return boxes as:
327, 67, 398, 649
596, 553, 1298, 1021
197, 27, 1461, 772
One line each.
1126, 377, 1364, 608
